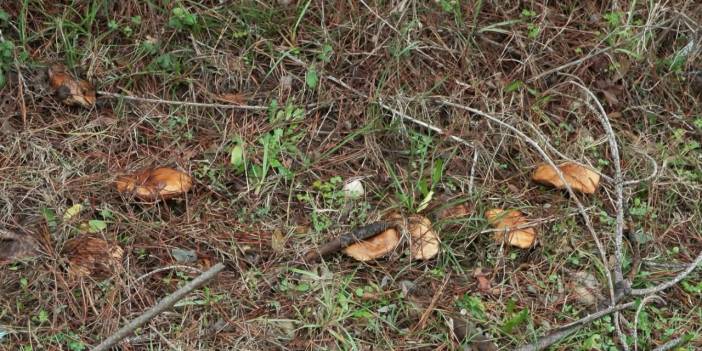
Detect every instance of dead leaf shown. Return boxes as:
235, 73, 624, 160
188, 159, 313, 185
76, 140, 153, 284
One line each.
436, 203, 471, 220
569, 271, 604, 306
471, 335, 499, 351
171, 247, 197, 263
408, 215, 440, 260
271, 229, 286, 253
601, 89, 620, 106
473, 267, 492, 293
115, 167, 192, 201
48, 64, 96, 108
63, 236, 123, 278
343, 227, 400, 261
0, 230, 40, 264
532, 162, 600, 194
213, 93, 247, 105
485, 209, 536, 249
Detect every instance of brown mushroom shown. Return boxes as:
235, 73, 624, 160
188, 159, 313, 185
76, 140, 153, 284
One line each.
342, 226, 400, 261
408, 215, 440, 260
532, 162, 600, 194
48, 64, 96, 108
115, 167, 192, 201
485, 209, 536, 249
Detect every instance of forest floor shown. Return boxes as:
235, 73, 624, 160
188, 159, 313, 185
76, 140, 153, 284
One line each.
1, 1, 701, 350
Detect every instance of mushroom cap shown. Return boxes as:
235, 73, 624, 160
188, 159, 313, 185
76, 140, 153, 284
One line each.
48, 64, 96, 108
115, 167, 192, 201
532, 162, 600, 194
343, 227, 400, 261
408, 215, 440, 260
485, 209, 536, 249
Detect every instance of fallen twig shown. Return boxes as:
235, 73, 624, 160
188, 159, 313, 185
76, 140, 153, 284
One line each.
515, 301, 636, 351
652, 335, 690, 351
98, 91, 268, 111
631, 249, 702, 296
92, 263, 225, 351
413, 272, 451, 333
304, 221, 396, 262
633, 295, 664, 351
566, 79, 630, 350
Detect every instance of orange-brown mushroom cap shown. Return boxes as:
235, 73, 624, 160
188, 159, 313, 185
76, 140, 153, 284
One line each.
343, 227, 401, 261
115, 167, 192, 201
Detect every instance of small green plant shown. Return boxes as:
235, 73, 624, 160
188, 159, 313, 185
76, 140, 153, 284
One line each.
168, 7, 198, 31
629, 197, 652, 219
151, 52, 181, 73
51, 332, 86, 351
526, 23, 541, 39
438, 0, 458, 13
317, 43, 333, 63
501, 299, 530, 333
681, 280, 702, 294
139, 36, 159, 55
0, 38, 15, 88
520, 9, 541, 39
107, 16, 140, 37
456, 294, 486, 320
305, 65, 319, 89
296, 176, 345, 232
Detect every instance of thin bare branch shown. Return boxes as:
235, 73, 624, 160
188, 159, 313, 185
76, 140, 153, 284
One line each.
631, 250, 702, 296
98, 91, 268, 111
93, 263, 225, 351
515, 301, 636, 351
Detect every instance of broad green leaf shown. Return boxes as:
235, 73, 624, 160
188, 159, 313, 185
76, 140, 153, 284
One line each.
88, 220, 107, 233
230, 145, 245, 168
501, 308, 530, 333
416, 190, 434, 212
432, 159, 444, 185
41, 207, 57, 229
63, 204, 83, 221
305, 66, 318, 89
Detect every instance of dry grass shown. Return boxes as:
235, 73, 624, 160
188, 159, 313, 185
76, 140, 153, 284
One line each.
1, 1, 701, 350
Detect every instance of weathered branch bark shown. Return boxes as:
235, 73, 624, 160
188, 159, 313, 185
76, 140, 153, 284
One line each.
92, 263, 225, 351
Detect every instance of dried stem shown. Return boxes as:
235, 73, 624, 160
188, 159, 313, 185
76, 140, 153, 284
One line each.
98, 91, 268, 111
631, 250, 702, 296
633, 295, 664, 351
92, 263, 225, 351
515, 301, 636, 351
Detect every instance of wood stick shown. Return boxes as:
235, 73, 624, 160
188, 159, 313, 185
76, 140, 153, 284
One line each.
515, 301, 636, 351
98, 91, 268, 111
92, 263, 225, 351
304, 221, 395, 261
